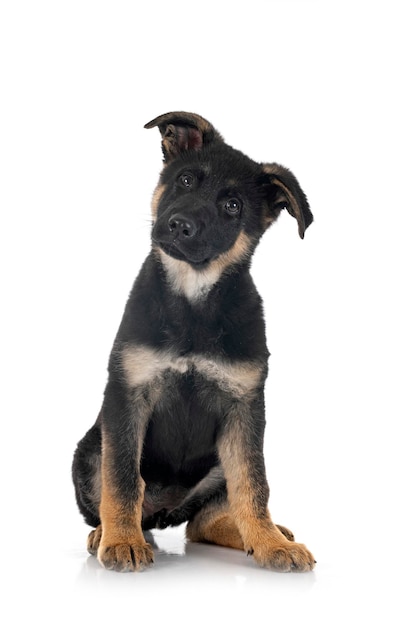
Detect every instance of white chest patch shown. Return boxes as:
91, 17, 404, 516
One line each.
122, 345, 263, 399
158, 250, 222, 302
156, 231, 252, 303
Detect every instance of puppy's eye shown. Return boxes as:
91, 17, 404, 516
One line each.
179, 173, 194, 188
224, 198, 241, 215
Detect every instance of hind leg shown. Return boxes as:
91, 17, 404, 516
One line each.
72, 422, 102, 528
186, 500, 244, 549
186, 496, 295, 550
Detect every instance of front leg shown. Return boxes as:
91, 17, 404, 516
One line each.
218, 399, 315, 572
97, 381, 154, 572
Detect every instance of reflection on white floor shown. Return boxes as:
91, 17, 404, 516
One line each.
65, 523, 319, 624
45, 520, 412, 626
73, 524, 316, 591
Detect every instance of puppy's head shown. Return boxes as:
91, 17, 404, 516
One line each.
145, 112, 313, 296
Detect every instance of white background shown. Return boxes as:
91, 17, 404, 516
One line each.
1, 0, 416, 623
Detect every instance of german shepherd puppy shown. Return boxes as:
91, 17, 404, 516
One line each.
72, 111, 315, 573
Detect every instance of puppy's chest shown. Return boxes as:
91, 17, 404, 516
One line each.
121, 344, 264, 400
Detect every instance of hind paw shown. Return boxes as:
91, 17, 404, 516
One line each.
87, 525, 102, 556
276, 523, 295, 542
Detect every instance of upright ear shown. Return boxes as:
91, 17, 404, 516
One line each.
144, 111, 223, 163
261, 163, 313, 239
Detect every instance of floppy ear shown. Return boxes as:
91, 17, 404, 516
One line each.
261, 163, 313, 239
144, 111, 223, 162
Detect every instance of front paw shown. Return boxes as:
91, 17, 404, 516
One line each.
98, 542, 154, 572
254, 540, 315, 573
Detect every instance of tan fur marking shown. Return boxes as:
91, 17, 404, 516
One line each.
186, 496, 295, 550
151, 184, 166, 220
218, 411, 268, 538
208, 231, 252, 283
122, 345, 262, 398
186, 502, 245, 550
156, 231, 252, 302
122, 345, 189, 388
99, 480, 144, 547
217, 415, 315, 571
99, 436, 144, 542
262, 163, 305, 237
194, 356, 262, 398
97, 436, 153, 571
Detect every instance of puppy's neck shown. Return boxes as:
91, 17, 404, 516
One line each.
156, 248, 223, 303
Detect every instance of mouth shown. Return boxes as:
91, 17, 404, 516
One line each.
154, 239, 211, 267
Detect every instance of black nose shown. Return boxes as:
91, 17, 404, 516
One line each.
168, 214, 197, 240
